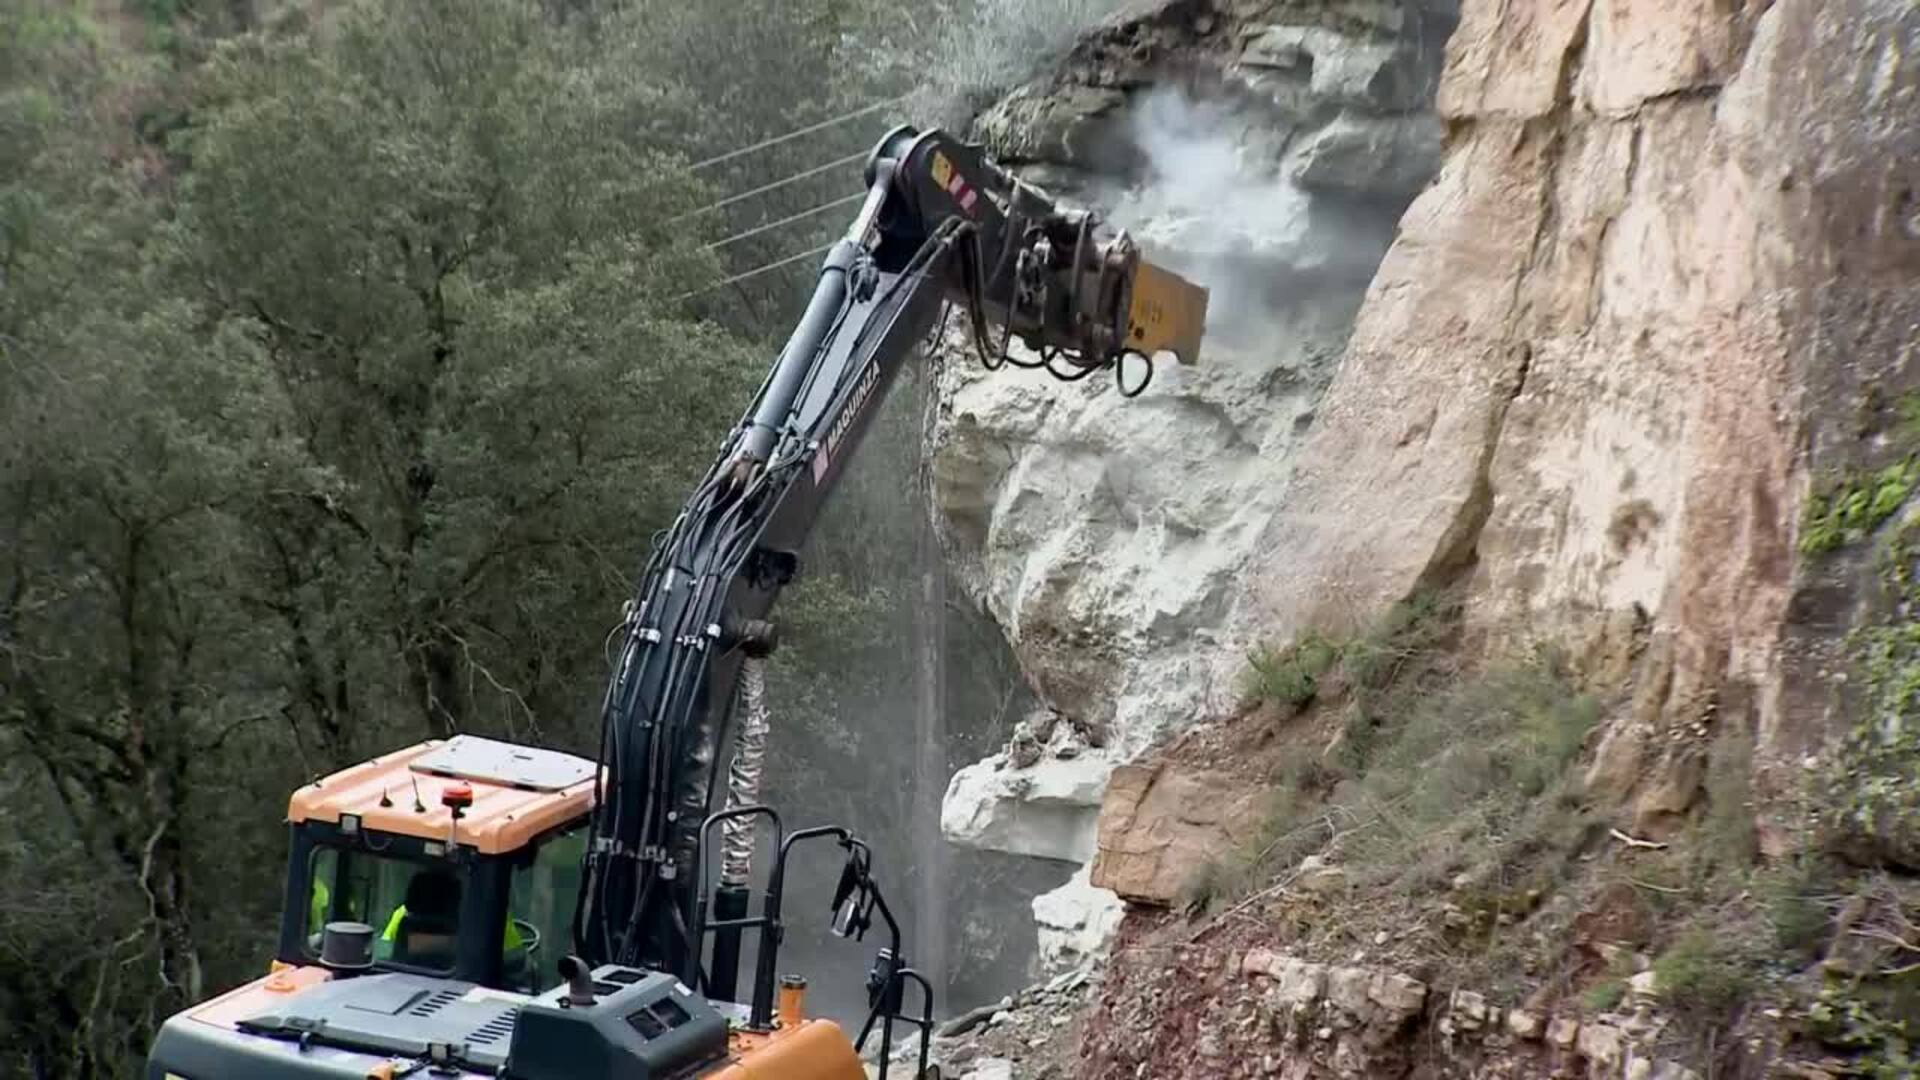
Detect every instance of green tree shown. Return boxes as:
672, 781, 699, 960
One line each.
178, 0, 753, 752
2, 1, 759, 1071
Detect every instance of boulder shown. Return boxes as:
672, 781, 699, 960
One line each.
1367, 971, 1427, 1021
1086, 761, 1269, 904
975, 83, 1130, 169
1031, 863, 1125, 971
1240, 25, 1424, 111
941, 752, 1110, 862
1285, 112, 1443, 197
1270, 959, 1329, 1008
1577, 1021, 1627, 1068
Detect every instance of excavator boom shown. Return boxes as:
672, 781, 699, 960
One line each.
578, 124, 1207, 979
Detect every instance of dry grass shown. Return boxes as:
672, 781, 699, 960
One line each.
1196, 596, 1604, 925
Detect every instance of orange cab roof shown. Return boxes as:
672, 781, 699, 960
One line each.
288, 736, 598, 855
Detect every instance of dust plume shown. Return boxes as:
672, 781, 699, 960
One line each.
1105, 87, 1393, 351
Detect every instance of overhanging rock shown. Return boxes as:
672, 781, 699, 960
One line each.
940, 751, 1110, 863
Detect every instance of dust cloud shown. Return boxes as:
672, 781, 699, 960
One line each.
1104, 87, 1395, 353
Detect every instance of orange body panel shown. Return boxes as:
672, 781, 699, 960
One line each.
185, 965, 333, 1030
708, 1020, 865, 1080
287, 740, 595, 854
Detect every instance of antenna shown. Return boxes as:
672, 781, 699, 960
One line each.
411, 775, 426, 813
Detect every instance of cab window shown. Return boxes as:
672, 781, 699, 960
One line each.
307, 847, 463, 974
505, 829, 584, 992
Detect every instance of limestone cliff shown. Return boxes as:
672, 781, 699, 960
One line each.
930, 0, 1920, 1065
1241, 0, 1919, 856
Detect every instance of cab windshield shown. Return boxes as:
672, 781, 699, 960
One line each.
306, 847, 463, 974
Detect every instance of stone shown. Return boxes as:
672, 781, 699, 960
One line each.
1449, 989, 1489, 1030
1627, 969, 1660, 1001
930, 266, 1336, 780
1087, 762, 1269, 904
1295, 856, 1350, 895
1006, 719, 1044, 769
1045, 965, 1090, 994
941, 752, 1109, 862
1286, 113, 1443, 197
1577, 1021, 1626, 1067
940, 1002, 1004, 1038
1326, 967, 1371, 1016
1367, 972, 1427, 1020
1632, 751, 1708, 836
975, 83, 1130, 167
1197, 1029, 1224, 1057
1242, 947, 1284, 978
1240, 26, 1422, 111
1506, 1009, 1542, 1040
1548, 1017, 1580, 1050
962, 1058, 1014, 1080
1032, 864, 1125, 971
1269, 959, 1327, 1007
1627, 1058, 1654, 1080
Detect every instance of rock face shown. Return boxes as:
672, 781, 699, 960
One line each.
932, 0, 1457, 865
934, 0, 1920, 1006
1242, 0, 1920, 841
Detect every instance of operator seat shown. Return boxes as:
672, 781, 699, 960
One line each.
391, 869, 460, 968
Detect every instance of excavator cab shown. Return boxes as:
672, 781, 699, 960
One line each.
145, 736, 602, 1078
146, 734, 886, 1080
275, 735, 595, 991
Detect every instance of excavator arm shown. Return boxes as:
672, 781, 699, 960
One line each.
576, 124, 1207, 983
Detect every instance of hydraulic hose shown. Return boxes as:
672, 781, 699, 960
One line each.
719, 659, 772, 886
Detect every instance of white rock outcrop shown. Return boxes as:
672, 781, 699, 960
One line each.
940, 750, 1110, 863
933, 1, 1454, 875
1030, 864, 1124, 973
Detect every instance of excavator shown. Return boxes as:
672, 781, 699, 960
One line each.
143, 123, 1206, 1080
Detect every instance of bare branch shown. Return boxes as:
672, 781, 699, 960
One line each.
440, 622, 542, 743
1609, 828, 1669, 850
191, 710, 279, 755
